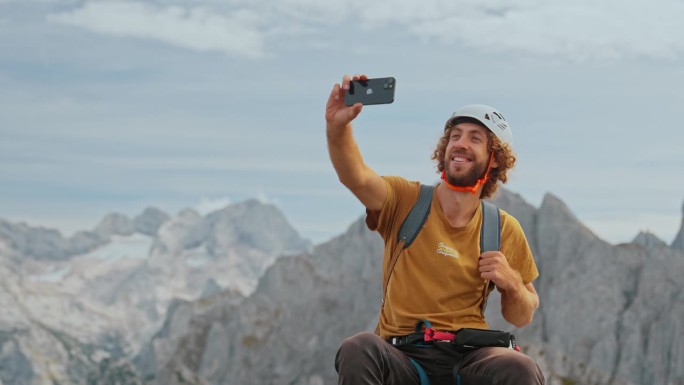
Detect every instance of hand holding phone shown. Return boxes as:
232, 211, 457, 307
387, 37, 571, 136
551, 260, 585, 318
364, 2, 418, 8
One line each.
344, 77, 396, 106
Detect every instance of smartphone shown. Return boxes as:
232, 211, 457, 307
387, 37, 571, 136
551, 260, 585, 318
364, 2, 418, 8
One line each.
344, 77, 396, 106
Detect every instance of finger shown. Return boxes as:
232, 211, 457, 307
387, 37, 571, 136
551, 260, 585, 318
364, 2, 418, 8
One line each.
480, 251, 505, 264
479, 255, 495, 266
480, 251, 499, 259
329, 83, 342, 101
479, 263, 495, 272
481, 270, 495, 280
342, 74, 351, 90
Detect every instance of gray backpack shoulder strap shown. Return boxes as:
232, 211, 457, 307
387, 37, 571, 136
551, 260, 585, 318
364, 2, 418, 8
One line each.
398, 188, 500, 252
398, 184, 434, 249
480, 200, 501, 253
480, 200, 501, 314
376, 183, 434, 335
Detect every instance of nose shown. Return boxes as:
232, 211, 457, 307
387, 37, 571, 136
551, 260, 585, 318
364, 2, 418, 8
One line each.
450, 136, 470, 150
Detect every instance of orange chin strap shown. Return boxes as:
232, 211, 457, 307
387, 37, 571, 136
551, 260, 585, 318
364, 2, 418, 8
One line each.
441, 153, 494, 195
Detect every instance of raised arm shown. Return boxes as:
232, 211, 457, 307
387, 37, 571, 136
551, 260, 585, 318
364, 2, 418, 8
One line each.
325, 75, 387, 211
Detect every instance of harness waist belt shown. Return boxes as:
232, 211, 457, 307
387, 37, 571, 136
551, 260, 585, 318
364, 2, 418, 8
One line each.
387, 320, 521, 353
387, 328, 457, 346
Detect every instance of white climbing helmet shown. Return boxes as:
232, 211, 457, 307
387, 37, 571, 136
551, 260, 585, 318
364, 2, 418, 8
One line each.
444, 104, 513, 146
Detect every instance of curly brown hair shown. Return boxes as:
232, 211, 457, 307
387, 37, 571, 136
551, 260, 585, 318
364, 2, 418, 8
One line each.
431, 120, 516, 199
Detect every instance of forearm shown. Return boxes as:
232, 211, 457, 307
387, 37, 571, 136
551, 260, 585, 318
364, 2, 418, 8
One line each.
500, 281, 539, 328
326, 122, 373, 189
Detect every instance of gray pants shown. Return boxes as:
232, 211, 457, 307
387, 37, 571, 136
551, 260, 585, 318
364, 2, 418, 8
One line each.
335, 332, 545, 385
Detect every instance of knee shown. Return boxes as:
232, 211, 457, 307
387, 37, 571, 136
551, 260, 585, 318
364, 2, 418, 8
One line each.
335, 332, 384, 369
504, 353, 544, 384
337, 332, 382, 358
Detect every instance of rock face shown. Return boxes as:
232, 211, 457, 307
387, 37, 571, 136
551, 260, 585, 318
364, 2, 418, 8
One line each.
0, 200, 310, 385
632, 231, 669, 249
0, 219, 101, 261
512, 193, 683, 385
134, 207, 170, 237
144, 189, 684, 385
138, 216, 383, 385
0, 207, 171, 262
1, 190, 683, 385
94, 213, 136, 239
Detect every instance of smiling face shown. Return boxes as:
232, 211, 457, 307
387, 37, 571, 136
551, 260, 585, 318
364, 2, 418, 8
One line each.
442, 122, 494, 187
432, 117, 516, 199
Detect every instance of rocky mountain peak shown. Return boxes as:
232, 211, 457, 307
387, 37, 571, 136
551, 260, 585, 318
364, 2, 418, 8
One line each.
632, 230, 668, 249
4, 191, 684, 385
204, 199, 311, 256
94, 213, 135, 238
134, 207, 170, 236
537, 192, 604, 244
0, 218, 71, 260
151, 200, 311, 258
539, 193, 579, 222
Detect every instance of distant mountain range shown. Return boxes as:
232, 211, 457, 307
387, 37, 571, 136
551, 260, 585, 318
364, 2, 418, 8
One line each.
0, 190, 682, 385
0, 199, 311, 385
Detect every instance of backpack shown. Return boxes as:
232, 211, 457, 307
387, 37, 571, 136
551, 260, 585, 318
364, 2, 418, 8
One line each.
376, 184, 501, 334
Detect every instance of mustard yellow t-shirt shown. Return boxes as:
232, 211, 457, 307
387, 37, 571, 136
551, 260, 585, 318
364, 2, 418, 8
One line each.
371, 176, 539, 338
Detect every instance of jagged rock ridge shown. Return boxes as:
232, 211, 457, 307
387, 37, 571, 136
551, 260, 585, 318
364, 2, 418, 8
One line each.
0, 206, 170, 261
1, 192, 682, 385
144, 190, 684, 385
0, 200, 310, 385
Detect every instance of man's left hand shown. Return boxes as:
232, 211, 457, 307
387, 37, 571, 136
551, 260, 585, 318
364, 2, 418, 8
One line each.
478, 251, 523, 292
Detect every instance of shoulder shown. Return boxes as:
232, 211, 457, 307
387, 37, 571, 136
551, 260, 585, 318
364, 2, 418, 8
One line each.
382, 176, 419, 192
371, 176, 422, 235
496, 208, 531, 247
381, 176, 423, 203
498, 208, 524, 231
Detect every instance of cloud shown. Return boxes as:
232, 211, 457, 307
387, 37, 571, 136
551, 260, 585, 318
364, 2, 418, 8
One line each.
339, 0, 684, 61
48, 1, 266, 58
401, 1, 684, 61
47, 0, 684, 61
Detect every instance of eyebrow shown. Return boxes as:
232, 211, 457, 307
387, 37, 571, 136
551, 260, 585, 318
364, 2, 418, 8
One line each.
450, 127, 486, 138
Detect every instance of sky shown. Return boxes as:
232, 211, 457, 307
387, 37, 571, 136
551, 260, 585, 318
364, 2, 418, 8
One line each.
1, 0, 683, 246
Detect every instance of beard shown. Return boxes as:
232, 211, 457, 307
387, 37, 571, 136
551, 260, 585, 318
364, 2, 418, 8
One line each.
443, 156, 488, 187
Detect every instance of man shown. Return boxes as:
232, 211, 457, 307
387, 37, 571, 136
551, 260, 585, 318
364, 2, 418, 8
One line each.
326, 74, 545, 385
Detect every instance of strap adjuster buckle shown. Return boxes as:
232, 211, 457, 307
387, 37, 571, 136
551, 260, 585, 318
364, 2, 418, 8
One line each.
423, 327, 455, 342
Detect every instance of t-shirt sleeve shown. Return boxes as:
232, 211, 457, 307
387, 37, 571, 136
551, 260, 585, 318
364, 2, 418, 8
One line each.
366, 176, 420, 243
500, 212, 539, 285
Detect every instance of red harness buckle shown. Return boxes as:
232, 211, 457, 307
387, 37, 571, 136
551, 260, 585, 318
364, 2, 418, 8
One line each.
423, 328, 456, 342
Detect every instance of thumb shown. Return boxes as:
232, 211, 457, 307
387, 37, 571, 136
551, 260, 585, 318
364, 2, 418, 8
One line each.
347, 103, 363, 120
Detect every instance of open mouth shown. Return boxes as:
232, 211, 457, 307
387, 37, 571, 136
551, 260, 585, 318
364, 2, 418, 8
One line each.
450, 153, 473, 165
